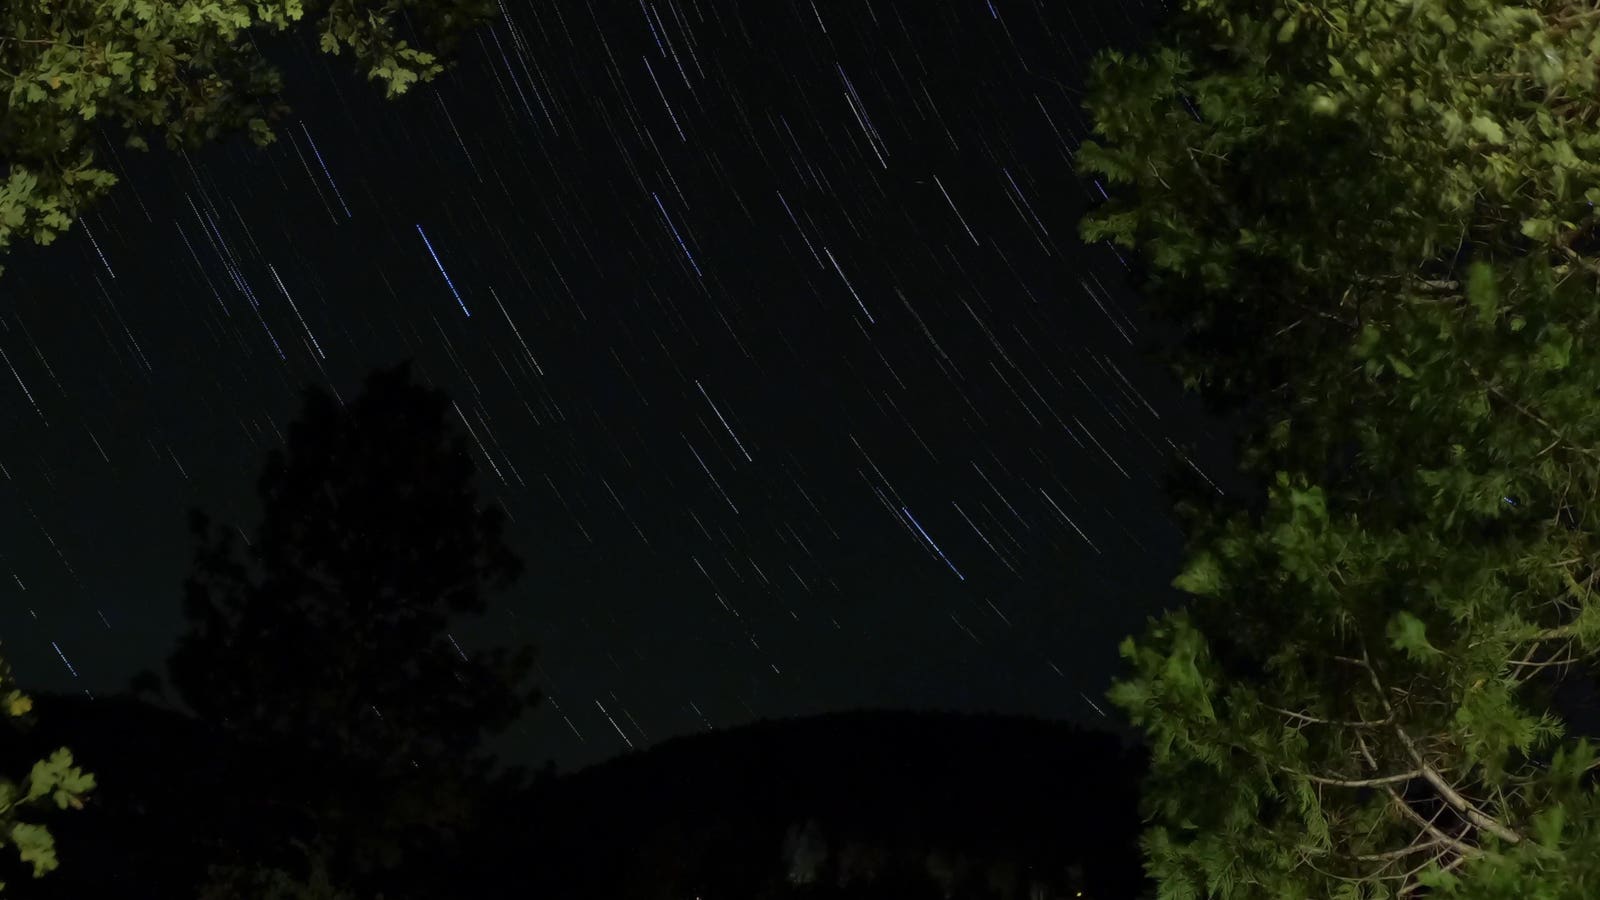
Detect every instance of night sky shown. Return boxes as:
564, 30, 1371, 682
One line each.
0, 0, 1238, 771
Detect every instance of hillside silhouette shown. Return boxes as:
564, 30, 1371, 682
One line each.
461, 707, 1150, 899
0, 697, 1149, 899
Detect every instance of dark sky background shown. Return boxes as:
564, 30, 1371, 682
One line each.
0, 0, 1238, 772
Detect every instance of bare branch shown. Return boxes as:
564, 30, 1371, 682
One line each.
1353, 732, 1482, 860
1396, 847, 1468, 897
1263, 703, 1394, 728
1290, 768, 1425, 788
1350, 648, 1525, 846
1304, 837, 1453, 864
1506, 642, 1579, 675
1294, 848, 1378, 886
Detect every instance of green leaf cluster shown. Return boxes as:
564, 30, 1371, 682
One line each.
0, 647, 95, 892
0, 0, 496, 276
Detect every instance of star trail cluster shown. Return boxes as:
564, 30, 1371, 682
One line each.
0, 0, 1233, 769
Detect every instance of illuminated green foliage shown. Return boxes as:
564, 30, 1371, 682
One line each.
0, 648, 95, 892
1079, 1, 1600, 897
0, 0, 494, 275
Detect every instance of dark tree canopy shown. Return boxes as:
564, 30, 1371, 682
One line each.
168, 360, 537, 775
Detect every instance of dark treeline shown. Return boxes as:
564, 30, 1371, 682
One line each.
0, 697, 1149, 899
480, 708, 1149, 900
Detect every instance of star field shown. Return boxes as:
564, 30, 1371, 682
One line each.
0, 0, 1237, 770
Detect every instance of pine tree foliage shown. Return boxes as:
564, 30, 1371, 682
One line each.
1076, 2, 1600, 897
0, 648, 95, 892
0, 0, 494, 275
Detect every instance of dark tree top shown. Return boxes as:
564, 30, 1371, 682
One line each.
168, 360, 537, 774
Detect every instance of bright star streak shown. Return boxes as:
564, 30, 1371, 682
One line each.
416, 224, 472, 317
901, 506, 965, 581
51, 640, 79, 677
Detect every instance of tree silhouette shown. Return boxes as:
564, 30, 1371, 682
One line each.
166, 360, 538, 892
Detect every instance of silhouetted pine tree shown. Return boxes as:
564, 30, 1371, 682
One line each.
167, 360, 538, 898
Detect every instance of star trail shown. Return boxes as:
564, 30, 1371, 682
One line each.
0, 0, 1236, 770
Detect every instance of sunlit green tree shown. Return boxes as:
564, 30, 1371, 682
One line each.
0, 0, 494, 274
1076, 1, 1600, 897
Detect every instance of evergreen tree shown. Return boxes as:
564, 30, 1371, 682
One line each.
167, 360, 538, 895
1076, 1, 1600, 897
0, 0, 494, 275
